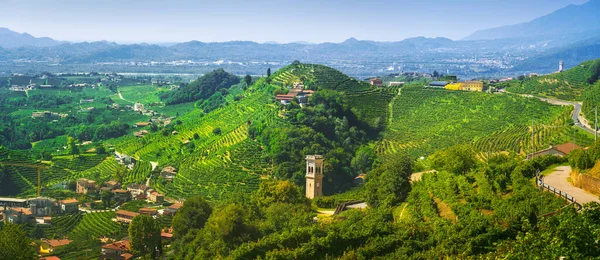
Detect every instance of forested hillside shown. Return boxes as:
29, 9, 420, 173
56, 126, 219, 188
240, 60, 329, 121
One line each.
161, 68, 240, 105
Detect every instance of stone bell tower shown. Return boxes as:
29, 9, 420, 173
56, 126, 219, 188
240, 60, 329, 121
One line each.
305, 155, 324, 199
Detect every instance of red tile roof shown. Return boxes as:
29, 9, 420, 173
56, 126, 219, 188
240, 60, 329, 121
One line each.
554, 142, 583, 155
60, 199, 78, 204
169, 203, 183, 209
40, 257, 61, 260
102, 240, 130, 251
43, 239, 72, 248
116, 210, 139, 218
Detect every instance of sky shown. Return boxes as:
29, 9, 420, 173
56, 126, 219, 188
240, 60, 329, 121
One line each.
0, 0, 590, 44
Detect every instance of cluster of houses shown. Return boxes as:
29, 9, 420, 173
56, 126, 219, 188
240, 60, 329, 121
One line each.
0, 197, 79, 224
115, 152, 136, 169
275, 82, 315, 106
31, 111, 69, 119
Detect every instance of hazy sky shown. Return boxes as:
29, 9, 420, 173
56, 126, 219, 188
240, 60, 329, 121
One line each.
0, 0, 590, 43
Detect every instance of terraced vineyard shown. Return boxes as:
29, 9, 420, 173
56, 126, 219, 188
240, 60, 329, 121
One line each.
24, 213, 83, 238
123, 160, 151, 185
377, 87, 574, 158
68, 212, 124, 241
345, 87, 399, 129
272, 63, 370, 92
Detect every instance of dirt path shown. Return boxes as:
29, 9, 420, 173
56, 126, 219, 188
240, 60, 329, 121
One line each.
410, 170, 436, 182
544, 166, 599, 205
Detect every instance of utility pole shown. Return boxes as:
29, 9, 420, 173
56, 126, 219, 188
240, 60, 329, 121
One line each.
531, 119, 535, 159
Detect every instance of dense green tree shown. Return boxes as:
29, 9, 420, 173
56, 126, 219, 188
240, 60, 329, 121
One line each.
67, 136, 79, 158
172, 196, 212, 238
254, 180, 309, 207
101, 190, 114, 208
129, 214, 162, 259
0, 223, 36, 260
267, 68, 271, 78
431, 144, 477, 174
365, 155, 412, 208
244, 74, 252, 87
161, 69, 240, 105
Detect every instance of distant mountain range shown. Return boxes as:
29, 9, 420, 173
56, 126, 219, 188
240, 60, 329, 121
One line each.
0, 28, 63, 48
0, 0, 599, 77
464, 0, 600, 41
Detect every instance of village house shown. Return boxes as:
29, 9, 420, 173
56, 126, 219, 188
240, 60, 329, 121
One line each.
126, 184, 148, 198
5, 207, 33, 223
160, 166, 177, 181
133, 103, 145, 112
101, 239, 132, 259
164, 203, 183, 216
148, 191, 165, 203
60, 199, 79, 213
76, 178, 98, 194
40, 239, 72, 254
29, 197, 59, 216
104, 180, 121, 190
527, 142, 583, 159
115, 210, 139, 223
139, 207, 158, 217
161, 228, 174, 243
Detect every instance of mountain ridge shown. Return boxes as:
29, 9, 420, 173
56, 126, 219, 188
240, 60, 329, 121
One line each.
463, 0, 600, 41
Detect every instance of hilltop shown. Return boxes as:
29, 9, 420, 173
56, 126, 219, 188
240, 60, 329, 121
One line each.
506, 58, 600, 122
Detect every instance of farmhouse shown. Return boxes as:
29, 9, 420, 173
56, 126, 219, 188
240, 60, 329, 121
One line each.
116, 210, 139, 223
60, 199, 79, 213
133, 103, 146, 112
40, 239, 72, 254
388, 82, 405, 87
370, 78, 383, 86
76, 178, 97, 194
28, 197, 59, 216
527, 142, 583, 159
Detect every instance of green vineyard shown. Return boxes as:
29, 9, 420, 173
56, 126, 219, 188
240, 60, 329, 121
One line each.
68, 212, 124, 241
377, 87, 575, 158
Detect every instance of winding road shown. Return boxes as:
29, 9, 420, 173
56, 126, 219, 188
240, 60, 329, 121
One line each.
544, 166, 599, 205
522, 95, 597, 135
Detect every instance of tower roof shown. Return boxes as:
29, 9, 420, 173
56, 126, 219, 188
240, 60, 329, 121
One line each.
306, 155, 323, 160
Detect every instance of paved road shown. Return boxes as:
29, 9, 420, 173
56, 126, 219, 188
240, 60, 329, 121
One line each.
544, 166, 599, 205
527, 95, 597, 135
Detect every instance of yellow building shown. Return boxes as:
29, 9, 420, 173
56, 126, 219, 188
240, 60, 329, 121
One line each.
444, 81, 484, 92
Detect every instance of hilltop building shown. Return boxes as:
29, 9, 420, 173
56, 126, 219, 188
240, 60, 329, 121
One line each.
305, 155, 324, 199
370, 78, 383, 86
275, 82, 314, 106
